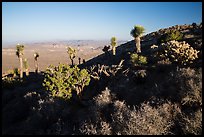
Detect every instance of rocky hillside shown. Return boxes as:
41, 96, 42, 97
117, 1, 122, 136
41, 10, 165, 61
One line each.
81, 23, 202, 68
2, 23, 202, 135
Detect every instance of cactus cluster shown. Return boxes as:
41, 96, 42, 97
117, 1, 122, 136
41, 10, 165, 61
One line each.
130, 53, 147, 66
161, 40, 199, 65
43, 64, 90, 100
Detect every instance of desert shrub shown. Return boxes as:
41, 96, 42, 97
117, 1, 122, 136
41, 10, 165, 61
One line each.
158, 30, 183, 44
192, 22, 197, 28
175, 67, 202, 106
79, 88, 183, 135
43, 64, 91, 100
80, 120, 112, 135
134, 69, 147, 78
161, 40, 199, 65
133, 69, 147, 84
79, 88, 113, 135
111, 100, 179, 135
93, 88, 113, 108
130, 53, 147, 66
180, 109, 202, 135
2, 76, 21, 89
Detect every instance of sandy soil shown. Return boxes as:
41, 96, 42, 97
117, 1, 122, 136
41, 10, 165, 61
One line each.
2, 44, 103, 75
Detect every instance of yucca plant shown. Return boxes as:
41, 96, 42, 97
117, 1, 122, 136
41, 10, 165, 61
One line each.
34, 52, 40, 73
16, 44, 24, 78
111, 37, 117, 56
67, 46, 76, 66
130, 25, 145, 53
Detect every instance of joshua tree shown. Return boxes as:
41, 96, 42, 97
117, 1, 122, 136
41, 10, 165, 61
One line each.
83, 59, 86, 64
78, 57, 81, 65
34, 52, 39, 73
67, 46, 76, 66
130, 25, 145, 53
23, 58, 29, 76
16, 44, 24, 78
102, 45, 110, 52
13, 68, 19, 77
111, 37, 117, 55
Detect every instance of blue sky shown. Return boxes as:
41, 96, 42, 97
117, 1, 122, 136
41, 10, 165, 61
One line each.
2, 2, 202, 45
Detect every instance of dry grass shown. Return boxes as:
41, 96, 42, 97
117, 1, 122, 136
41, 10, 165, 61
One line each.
176, 67, 202, 106
179, 109, 202, 135
79, 88, 183, 135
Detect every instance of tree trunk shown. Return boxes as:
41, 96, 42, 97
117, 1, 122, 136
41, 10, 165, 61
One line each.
135, 36, 141, 53
34, 60, 39, 73
79, 58, 81, 65
19, 57, 23, 78
113, 47, 116, 56
25, 69, 29, 76
71, 59, 74, 66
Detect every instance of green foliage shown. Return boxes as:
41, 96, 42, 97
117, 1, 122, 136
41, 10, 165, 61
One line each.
130, 25, 145, 38
111, 37, 117, 47
158, 30, 183, 44
43, 64, 91, 100
16, 44, 24, 58
130, 53, 147, 66
162, 40, 199, 65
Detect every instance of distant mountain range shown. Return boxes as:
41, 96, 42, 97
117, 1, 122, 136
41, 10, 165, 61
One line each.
2, 40, 128, 48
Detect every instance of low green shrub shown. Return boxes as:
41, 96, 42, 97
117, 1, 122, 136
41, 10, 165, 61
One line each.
158, 30, 183, 44
43, 64, 91, 100
130, 53, 147, 66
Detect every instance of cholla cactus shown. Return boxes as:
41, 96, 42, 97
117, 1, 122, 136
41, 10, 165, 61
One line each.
34, 52, 40, 73
43, 64, 90, 100
67, 46, 76, 66
16, 44, 24, 78
162, 40, 199, 65
72, 66, 91, 97
111, 37, 117, 56
23, 58, 29, 76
